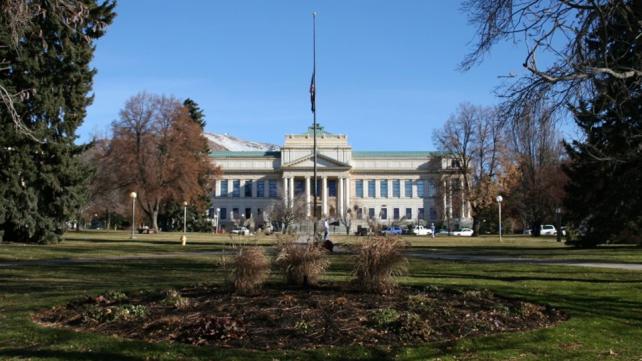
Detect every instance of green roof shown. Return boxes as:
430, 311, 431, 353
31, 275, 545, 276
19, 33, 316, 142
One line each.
352, 151, 443, 158
209, 151, 280, 158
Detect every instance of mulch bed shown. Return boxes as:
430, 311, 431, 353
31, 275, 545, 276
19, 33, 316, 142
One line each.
34, 283, 567, 350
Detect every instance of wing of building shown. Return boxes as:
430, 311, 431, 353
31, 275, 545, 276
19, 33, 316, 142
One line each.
210, 125, 472, 229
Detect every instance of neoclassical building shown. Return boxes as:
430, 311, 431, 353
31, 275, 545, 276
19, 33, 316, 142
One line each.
211, 126, 472, 228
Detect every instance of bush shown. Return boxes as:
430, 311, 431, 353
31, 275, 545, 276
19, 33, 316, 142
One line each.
352, 236, 408, 293
275, 241, 329, 286
232, 247, 270, 293
162, 289, 190, 309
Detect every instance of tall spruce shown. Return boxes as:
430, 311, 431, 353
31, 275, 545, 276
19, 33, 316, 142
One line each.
0, 1, 116, 243
183, 98, 206, 129
564, 3, 642, 246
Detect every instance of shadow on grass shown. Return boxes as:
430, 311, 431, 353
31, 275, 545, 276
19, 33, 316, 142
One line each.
0, 349, 145, 361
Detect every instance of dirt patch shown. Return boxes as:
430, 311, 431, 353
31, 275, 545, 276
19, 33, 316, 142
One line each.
34, 284, 566, 350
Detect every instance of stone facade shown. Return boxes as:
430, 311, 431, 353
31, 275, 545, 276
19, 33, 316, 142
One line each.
210, 126, 472, 228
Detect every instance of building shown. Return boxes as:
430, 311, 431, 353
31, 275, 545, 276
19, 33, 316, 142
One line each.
210, 125, 472, 229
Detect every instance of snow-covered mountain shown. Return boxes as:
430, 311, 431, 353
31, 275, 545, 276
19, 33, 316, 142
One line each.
204, 132, 279, 152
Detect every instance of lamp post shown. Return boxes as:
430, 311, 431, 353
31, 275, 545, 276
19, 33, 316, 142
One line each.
555, 207, 562, 242
215, 208, 220, 234
496, 195, 503, 242
129, 192, 137, 239
181, 201, 188, 246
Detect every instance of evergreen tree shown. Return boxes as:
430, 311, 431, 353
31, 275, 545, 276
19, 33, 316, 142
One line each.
564, 3, 642, 246
183, 98, 206, 129
0, 1, 116, 243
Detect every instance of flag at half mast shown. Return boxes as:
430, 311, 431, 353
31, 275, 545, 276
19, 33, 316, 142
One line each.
310, 71, 316, 113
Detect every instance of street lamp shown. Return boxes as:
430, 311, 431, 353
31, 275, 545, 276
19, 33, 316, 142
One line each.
129, 192, 137, 239
496, 195, 503, 242
181, 201, 188, 246
215, 208, 220, 234
555, 207, 562, 242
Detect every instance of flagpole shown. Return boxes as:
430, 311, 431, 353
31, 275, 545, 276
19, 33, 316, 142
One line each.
312, 11, 318, 239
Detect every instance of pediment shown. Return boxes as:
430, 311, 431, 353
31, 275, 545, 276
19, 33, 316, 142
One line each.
282, 153, 351, 169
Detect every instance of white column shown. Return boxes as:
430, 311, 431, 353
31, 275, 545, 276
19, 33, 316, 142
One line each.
442, 179, 448, 222
322, 176, 328, 216
240, 179, 245, 198
345, 177, 351, 211
289, 177, 295, 206
215, 180, 221, 197
338, 177, 344, 217
375, 179, 380, 199
283, 177, 288, 205
305, 176, 311, 217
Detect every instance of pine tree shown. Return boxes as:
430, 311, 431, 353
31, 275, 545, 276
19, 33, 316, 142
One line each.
564, 2, 642, 246
0, 1, 116, 243
183, 98, 206, 129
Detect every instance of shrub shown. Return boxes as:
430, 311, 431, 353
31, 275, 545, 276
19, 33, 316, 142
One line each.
352, 236, 408, 293
232, 247, 270, 293
407, 294, 435, 313
370, 308, 401, 328
113, 304, 148, 320
162, 289, 190, 309
274, 241, 329, 286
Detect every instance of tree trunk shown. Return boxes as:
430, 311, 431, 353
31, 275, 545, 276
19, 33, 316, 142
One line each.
472, 216, 481, 237
152, 208, 159, 232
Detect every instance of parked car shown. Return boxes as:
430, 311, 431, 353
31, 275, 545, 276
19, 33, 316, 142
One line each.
231, 226, 250, 236
411, 225, 433, 236
540, 224, 557, 236
381, 226, 403, 236
452, 228, 474, 237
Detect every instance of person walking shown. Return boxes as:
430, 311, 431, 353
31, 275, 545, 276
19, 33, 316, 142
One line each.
430, 223, 436, 238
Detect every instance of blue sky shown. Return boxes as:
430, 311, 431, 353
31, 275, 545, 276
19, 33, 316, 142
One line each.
82, 0, 527, 150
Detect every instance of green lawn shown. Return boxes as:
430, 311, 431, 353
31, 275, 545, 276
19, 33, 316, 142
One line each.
1, 232, 641, 360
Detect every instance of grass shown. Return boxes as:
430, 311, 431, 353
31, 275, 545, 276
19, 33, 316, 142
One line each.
1, 231, 642, 360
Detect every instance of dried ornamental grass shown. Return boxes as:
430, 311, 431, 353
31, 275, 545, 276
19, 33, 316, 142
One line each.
275, 241, 329, 286
353, 236, 408, 293
232, 247, 270, 293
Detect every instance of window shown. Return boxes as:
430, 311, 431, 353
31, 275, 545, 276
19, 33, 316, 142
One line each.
269, 179, 278, 198
405, 208, 412, 219
429, 207, 437, 220
244, 180, 253, 197
428, 180, 436, 197
451, 159, 460, 168
220, 180, 228, 197
295, 179, 305, 195
393, 208, 400, 220
357, 208, 363, 219
418, 208, 425, 220
380, 207, 388, 220
328, 179, 337, 197
356, 180, 364, 198
368, 208, 375, 219
220, 208, 227, 220
405, 179, 413, 197
368, 180, 376, 198
257, 180, 265, 198
232, 180, 240, 197
380, 180, 388, 198
393, 179, 400, 198
245, 208, 252, 219
257, 208, 263, 218
417, 180, 425, 198
232, 208, 239, 219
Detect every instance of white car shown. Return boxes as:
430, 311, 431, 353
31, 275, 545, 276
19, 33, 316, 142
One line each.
540, 224, 557, 236
411, 225, 433, 236
452, 228, 474, 237
231, 226, 250, 236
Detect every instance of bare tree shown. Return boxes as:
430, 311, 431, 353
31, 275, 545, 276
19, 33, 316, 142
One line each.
505, 104, 567, 235
461, 0, 642, 126
434, 103, 504, 236
267, 194, 307, 234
